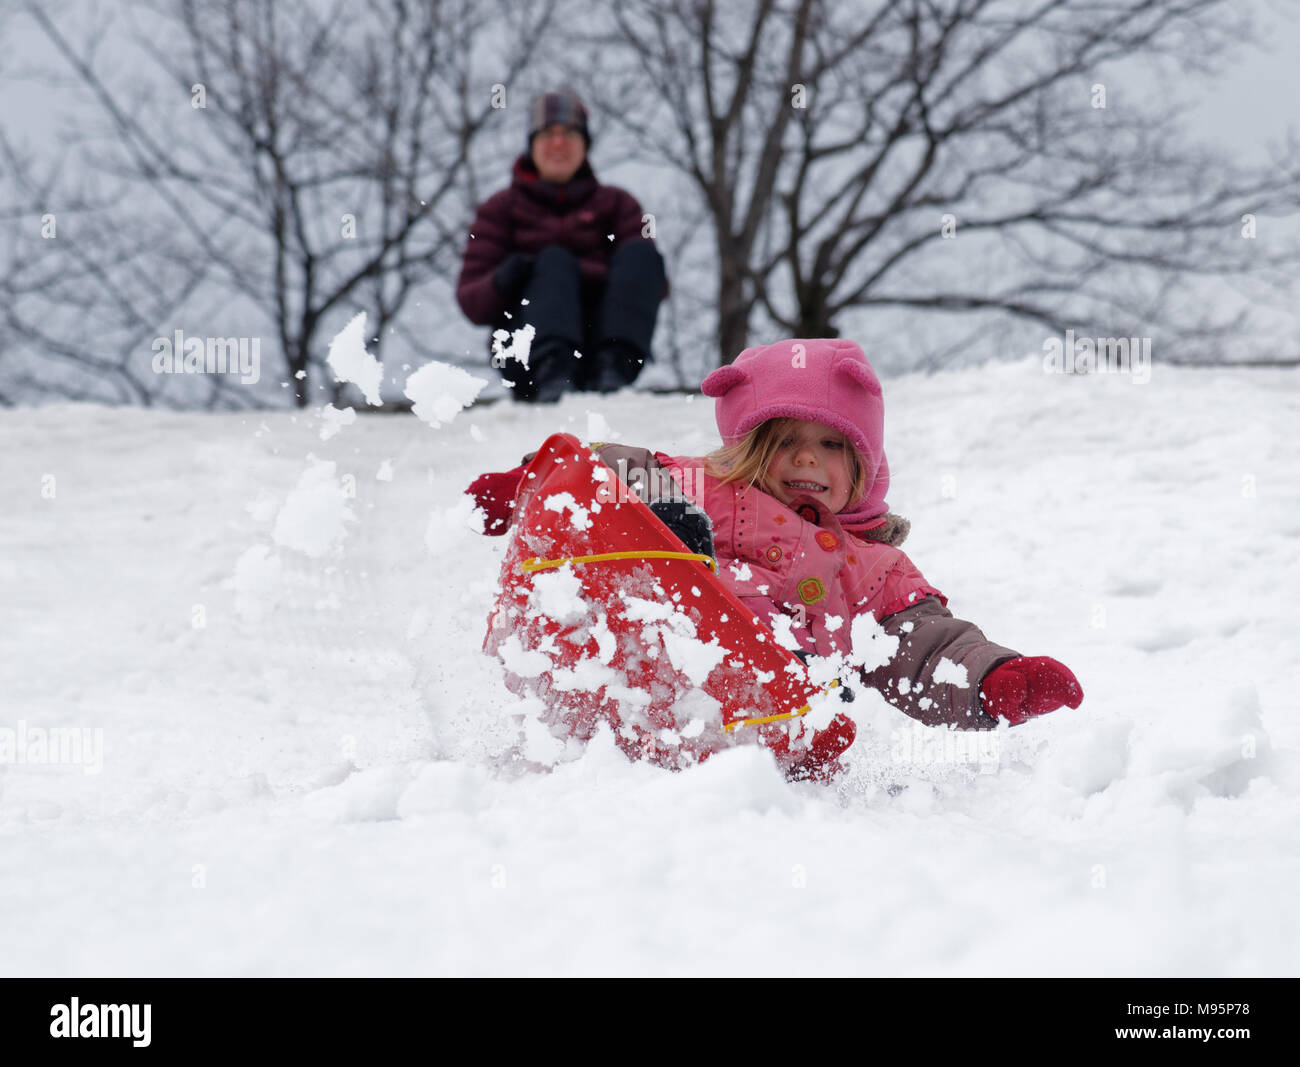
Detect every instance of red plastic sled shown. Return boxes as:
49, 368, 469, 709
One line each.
483, 433, 828, 771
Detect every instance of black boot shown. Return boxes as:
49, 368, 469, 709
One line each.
522, 336, 582, 404
586, 339, 645, 394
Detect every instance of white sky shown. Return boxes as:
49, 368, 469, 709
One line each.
4, 3, 1299, 160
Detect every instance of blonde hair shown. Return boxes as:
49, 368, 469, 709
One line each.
704, 417, 866, 508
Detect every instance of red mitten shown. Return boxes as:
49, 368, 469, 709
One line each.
762, 712, 857, 782
466, 465, 526, 535
979, 656, 1083, 725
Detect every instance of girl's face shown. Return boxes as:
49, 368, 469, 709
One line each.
763, 420, 855, 514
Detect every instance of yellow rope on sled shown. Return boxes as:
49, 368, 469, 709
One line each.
520, 545, 851, 731
520, 550, 718, 574
724, 704, 810, 731
724, 680, 840, 730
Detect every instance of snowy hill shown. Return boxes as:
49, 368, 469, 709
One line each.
2, 357, 1297, 976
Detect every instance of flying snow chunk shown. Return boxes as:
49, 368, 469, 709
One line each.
544, 491, 592, 531
766, 611, 803, 651
660, 631, 726, 687
680, 718, 706, 739
319, 403, 356, 440
621, 594, 685, 628
327, 311, 383, 406
591, 613, 617, 664
498, 633, 553, 679
491, 322, 536, 370
847, 612, 899, 673
404, 360, 488, 429
273, 458, 355, 558
933, 658, 969, 688
528, 566, 589, 625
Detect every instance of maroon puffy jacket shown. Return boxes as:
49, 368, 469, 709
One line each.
455, 154, 663, 326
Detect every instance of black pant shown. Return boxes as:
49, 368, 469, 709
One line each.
492, 241, 666, 398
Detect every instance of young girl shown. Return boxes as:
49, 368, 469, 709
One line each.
469, 338, 1082, 778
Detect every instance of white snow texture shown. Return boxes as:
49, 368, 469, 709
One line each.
2, 358, 1298, 976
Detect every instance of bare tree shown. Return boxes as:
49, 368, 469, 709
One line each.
589, 0, 1300, 366
19, 0, 560, 407
1, 124, 246, 407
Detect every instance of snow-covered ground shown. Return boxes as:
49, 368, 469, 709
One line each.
2, 356, 1297, 976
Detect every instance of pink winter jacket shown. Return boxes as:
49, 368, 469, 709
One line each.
598, 446, 1018, 730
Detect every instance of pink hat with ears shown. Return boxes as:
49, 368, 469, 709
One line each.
701, 338, 891, 519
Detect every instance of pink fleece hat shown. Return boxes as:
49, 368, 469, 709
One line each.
701, 338, 890, 519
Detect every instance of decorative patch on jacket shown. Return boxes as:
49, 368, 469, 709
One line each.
764, 544, 783, 563
798, 577, 827, 605
815, 530, 839, 552
795, 503, 821, 525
